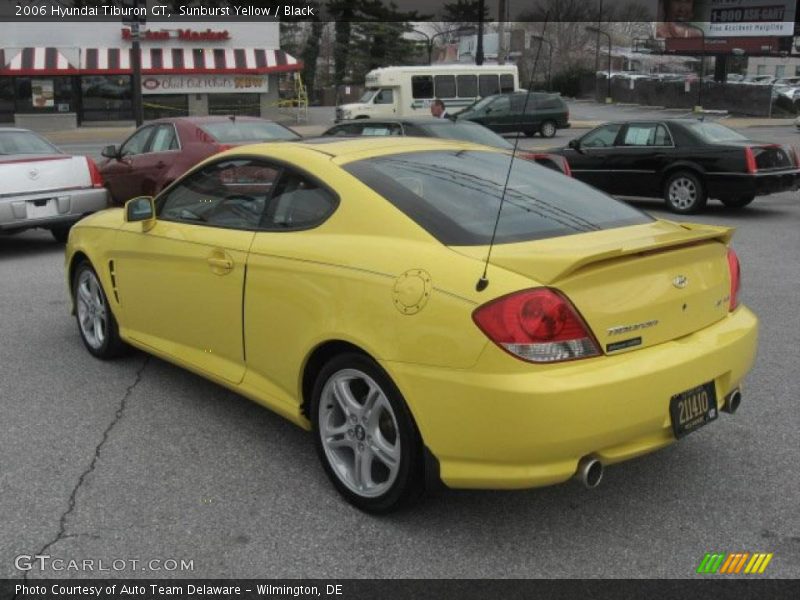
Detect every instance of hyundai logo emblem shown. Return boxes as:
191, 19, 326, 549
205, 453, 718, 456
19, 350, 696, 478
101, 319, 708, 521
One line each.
673, 275, 688, 289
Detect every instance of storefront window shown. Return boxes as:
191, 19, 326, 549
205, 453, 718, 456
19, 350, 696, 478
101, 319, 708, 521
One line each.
15, 77, 76, 113
208, 93, 260, 117
0, 79, 14, 123
143, 94, 188, 120
81, 75, 133, 121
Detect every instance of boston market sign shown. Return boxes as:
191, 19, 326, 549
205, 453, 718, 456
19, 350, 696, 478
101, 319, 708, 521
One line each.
121, 28, 231, 41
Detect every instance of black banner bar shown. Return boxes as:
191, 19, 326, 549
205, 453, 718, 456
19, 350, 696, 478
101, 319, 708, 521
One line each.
2, 580, 800, 600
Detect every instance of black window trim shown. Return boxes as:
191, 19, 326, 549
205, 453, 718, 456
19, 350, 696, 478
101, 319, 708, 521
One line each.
155, 154, 340, 233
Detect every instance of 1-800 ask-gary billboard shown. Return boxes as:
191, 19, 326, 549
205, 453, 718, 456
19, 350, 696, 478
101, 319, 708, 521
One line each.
656, 0, 796, 38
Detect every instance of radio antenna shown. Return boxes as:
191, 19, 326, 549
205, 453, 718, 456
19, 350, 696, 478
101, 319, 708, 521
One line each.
476, 15, 549, 292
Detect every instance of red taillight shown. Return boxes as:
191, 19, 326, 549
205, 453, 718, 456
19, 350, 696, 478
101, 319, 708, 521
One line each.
744, 147, 757, 174
472, 288, 600, 363
519, 152, 571, 176
560, 155, 572, 177
727, 248, 741, 311
789, 145, 800, 168
86, 156, 104, 188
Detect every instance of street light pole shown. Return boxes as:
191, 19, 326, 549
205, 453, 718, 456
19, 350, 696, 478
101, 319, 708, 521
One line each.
679, 22, 706, 112
586, 26, 612, 104
476, 0, 485, 66
531, 35, 553, 91
594, 0, 603, 74
130, 20, 143, 126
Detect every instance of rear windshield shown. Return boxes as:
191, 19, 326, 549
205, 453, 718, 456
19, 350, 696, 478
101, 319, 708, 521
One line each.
344, 151, 651, 246
0, 130, 60, 155
419, 121, 512, 149
200, 121, 300, 143
686, 122, 747, 143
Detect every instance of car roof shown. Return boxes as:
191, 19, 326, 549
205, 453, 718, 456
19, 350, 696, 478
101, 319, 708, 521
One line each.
229, 136, 504, 163
150, 116, 279, 125
600, 118, 704, 126
331, 117, 473, 126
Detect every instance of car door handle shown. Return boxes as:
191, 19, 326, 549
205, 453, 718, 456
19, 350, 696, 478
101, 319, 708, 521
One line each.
207, 257, 233, 272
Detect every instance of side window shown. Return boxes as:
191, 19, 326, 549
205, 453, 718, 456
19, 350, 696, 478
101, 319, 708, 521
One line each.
121, 126, 154, 156
361, 124, 402, 136
653, 124, 672, 146
500, 74, 515, 93
509, 95, 526, 114
489, 95, 510, 114
329, 124, 364, 136
581, 124, 622, 148
265, 172, 336, 230
479, 74, 499, 97
411, 76, 433, 99
456, 75, 477, 97
149, 124, 178, 152
434, 75, 456, 98
374, 89, 394, 104
158, 159, 280, 230
623, 124, 671, 146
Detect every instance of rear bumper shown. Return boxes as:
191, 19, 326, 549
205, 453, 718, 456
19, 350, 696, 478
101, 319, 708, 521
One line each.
383, 306, 758, 490
706, 170, 800, 199
0, 188, 109, 231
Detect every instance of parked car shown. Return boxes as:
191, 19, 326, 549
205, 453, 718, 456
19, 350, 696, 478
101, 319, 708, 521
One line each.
0, 127, 108, 242
743, 75, 776, 84
66, 137, 756, 512
455, 91, 570, 138
322, 117, 571, 175
552, 119, 800, 213
99, 116, 300, 205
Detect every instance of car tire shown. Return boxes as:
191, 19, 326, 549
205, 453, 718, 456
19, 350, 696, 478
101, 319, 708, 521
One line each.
311, 352, 424, 513
539, 120, 557, 138
72, 261, 127, 360
50, 225, 71, 243
720, 195, 755, 209
523, 128, 536, 137
663, 171, 707, 214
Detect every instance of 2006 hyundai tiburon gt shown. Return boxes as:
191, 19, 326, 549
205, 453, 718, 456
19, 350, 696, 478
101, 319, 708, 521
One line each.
65, 137, 758, 513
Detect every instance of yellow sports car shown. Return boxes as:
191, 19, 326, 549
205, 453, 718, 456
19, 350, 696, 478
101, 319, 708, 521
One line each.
65, 137, 758, 513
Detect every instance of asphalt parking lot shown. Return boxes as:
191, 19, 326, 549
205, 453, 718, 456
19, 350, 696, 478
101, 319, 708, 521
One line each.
1, 107, 799, 579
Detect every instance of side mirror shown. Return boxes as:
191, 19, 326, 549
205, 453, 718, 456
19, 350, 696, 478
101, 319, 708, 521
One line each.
568, 139, 583, 153
124, 196, 156, 230
101, 144, 119, 159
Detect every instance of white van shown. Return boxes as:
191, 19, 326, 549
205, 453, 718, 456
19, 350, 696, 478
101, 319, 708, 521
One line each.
335, 64, 519, 121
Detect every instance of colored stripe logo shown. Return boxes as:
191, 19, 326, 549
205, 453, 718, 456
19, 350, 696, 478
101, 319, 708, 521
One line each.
697, 552, 773, 574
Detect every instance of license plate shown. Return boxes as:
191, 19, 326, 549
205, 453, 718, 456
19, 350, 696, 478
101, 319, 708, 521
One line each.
669, 382, 718, 439
26, 198, 58, 219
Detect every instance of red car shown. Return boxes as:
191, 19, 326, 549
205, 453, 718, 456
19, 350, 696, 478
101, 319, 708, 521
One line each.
99, 116, 300, 205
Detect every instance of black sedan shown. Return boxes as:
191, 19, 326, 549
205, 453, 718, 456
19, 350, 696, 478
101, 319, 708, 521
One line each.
322, 117, 571, 175
552, 119, 800, 213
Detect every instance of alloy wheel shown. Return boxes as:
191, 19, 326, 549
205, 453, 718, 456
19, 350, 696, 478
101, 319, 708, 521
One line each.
318, 368, 401, 498
76, 269, 108, 351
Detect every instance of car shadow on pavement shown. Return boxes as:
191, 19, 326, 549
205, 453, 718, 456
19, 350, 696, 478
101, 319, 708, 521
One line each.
623, 197, 796, 220
0, 232, 64, 259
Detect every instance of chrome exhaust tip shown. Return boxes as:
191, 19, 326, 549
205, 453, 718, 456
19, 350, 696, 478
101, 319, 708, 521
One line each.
575, 456, 603, 489
722, 389, 742, 414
